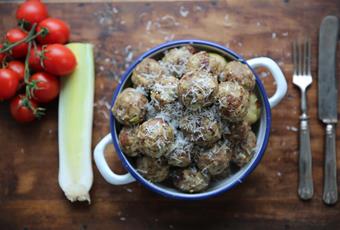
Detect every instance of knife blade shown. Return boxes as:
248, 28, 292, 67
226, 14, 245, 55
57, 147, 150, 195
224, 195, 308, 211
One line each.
318, 16, 339, 123
318, 15, 339, 205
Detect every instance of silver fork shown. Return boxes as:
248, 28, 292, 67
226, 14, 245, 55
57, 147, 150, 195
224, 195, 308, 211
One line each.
292, 39, 313, 200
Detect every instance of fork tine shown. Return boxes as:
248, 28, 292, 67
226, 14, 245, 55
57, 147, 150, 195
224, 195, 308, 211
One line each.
298, 40, 303, 75
293, 41, 297, 75
307, 38, 311, 75
303, 38, 308, 75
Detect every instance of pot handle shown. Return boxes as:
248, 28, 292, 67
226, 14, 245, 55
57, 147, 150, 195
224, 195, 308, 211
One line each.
94, 133, 135, 185
247, 57, 287, 108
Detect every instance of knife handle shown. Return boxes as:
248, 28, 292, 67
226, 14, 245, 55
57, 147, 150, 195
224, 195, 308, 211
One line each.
323, 124, 338, 205
298, 115, 314, 200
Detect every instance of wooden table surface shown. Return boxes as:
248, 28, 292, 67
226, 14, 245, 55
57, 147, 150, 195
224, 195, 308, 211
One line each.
1, 0, 340, 229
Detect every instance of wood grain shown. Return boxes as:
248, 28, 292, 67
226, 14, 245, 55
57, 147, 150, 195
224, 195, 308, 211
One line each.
1, 0, 340, 229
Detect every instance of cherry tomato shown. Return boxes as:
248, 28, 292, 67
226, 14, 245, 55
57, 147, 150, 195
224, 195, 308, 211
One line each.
30, 72, 59, 103
43, 44, 77, 76
16, 0, 48, 26
37, 18, 70, 45
6, 28, 28, 58
0, 44, 5, 63
10, 94, 37, 123
28, 45, 44, 72
0, 68, 19, 100
7, 60, 25, 82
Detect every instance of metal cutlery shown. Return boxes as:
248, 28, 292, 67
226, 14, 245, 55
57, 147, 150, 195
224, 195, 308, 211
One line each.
293, 39, 314, 200
318, 15, 339, 205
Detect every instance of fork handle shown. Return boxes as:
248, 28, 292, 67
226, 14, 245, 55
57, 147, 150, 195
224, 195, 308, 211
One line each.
298, 114, 314, 200
323, 124, 337, 205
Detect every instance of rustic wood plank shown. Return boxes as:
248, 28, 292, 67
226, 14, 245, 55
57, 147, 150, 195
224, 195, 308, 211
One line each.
0, 0, 340, 229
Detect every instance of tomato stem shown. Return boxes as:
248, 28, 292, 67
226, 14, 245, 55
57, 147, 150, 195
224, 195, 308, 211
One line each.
23, 42, 32, 84
21, 96, 46, 119
18, 20, 31, 32
39, 45, 47, 69
1, 55, 8, 68
23, 42, 41, 99
22, 41, 46, 117
34, 107, 46, 118
0, 24, 45, 54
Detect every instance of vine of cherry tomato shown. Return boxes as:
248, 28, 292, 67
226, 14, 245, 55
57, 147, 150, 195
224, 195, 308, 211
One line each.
8, 60, 25, 82
6, 28, 29, 58
10, 94, 39, 123
37, 18, 70, 45
30, 72, 60, 103
0, 0, 77, 123
0, 68, 19, 100
28, 45, 44, 71
16, 0, 48, 26
43, 44, 77, 76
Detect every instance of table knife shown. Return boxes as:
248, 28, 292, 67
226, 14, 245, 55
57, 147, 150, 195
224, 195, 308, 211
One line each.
318, 15, 339, 205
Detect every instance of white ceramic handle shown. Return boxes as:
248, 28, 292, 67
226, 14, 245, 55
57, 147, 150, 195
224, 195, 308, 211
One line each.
247, 57, 287, 108
94, 133, 135, 185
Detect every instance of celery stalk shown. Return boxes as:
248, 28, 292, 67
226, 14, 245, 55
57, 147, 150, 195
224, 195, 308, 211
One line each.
58, 43, 94, 203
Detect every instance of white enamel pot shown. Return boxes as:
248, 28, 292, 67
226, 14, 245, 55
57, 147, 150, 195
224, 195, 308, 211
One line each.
94, 40, 288, 200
